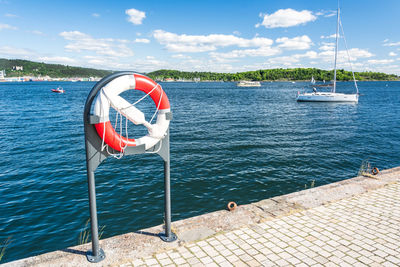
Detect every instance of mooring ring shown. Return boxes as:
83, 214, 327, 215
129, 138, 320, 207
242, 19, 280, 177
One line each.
227, 201, 237, 211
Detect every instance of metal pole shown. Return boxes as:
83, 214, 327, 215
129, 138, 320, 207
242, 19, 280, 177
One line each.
159, 131, 177, 242
86, 171, 105, 262
83, 73, 131, 263
164, 159, 172, 235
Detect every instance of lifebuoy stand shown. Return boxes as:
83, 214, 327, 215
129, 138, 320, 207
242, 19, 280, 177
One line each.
83, 72, 177, 263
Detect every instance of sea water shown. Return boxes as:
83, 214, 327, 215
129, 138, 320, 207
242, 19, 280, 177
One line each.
0, 81, 399, 262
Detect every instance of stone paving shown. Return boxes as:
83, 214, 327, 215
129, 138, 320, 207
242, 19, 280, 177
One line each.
129, 182, 400, 267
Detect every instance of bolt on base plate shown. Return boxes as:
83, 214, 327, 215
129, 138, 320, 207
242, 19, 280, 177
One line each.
159, 232, 178, 242
86, 248, 105, 263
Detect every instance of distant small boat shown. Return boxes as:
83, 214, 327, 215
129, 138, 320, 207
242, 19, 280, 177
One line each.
237, 81, 261, 87
51, 87, 65, 93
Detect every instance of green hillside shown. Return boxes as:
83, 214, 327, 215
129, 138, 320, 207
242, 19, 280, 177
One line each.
1, 58, 398, 81
0, 58, 112, 78
148, 68, 400, 81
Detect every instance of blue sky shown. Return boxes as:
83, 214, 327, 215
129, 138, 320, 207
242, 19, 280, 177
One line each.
1, 0, 400, 74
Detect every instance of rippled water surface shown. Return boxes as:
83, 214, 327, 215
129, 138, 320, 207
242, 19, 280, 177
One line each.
0, 81, 399, 262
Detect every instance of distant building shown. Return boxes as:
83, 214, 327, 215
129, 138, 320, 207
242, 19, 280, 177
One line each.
12, 66, 23, 71
0, 70, 5, 79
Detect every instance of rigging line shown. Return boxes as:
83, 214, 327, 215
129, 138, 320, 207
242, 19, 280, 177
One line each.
339, 19, 359, 94
104, 83, 159, 112
333, 7, 340, 93
130, 83, 159, 107
149, 84, 163, 124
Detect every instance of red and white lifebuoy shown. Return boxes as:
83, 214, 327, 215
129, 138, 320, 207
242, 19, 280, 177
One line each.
93, 74, 170, 152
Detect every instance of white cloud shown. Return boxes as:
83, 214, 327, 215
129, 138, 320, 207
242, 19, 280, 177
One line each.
0, 23, 17, 30
130, 58, 170, 72
320, 33, 339, 39
324, 11, 336, 17
125, 8, 146, 25
59, 31, 134, 57
256, 9, 316, 28
170, 59, 235, 73
153, 30, 274, 52
301, 51, 319, 59
342, 48, 374, 60
171, 54, 192, 59
134, 38, 150, 43
389, 52, 397, 57
82, 55, 137, 70
265, 48, 373, 70
263, 48, 372, 69
37, 56, 76, 64
0, 45, 31, 56
210, 47, 281, 62
367, 59, 395, 64
29, 30, 44, 36
83, 55, 109, 66
267, 56, 301, 65
92, 13, 100, 18
383, 41, 400, 47
5, 13, 17, 18
319, 42, 335, 51
267, 51, 318, 65
318, 48, 374, 62
276, 35, 313, 50
369, 65, 400, 75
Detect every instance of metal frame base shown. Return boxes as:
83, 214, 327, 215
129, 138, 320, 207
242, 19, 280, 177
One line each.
86, 248, 106, 263
159, 232, 178, 242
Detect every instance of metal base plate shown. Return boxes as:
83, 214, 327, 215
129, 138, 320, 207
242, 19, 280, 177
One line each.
159, 232, 178, 242
86, 248, 105, 263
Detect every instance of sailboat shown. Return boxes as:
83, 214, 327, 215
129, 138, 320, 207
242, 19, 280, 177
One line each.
297, 5, 359, 103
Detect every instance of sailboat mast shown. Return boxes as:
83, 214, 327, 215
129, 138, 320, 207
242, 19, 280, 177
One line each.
333, 6, 340, 93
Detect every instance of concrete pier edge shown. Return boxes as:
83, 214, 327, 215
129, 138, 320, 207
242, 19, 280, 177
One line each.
3, 166, 400, 266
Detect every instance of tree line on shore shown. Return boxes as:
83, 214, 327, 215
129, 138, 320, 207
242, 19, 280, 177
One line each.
0, 58, 112, 78
1, 58, 398, 81
147, 68, 399, 81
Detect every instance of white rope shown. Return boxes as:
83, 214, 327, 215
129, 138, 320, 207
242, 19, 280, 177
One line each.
100, 97, 126, 159
123, 83, 159, 109
150, 85, 163, 123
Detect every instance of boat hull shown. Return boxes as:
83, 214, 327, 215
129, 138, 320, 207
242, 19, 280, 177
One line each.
237, 81, 261, 87
296, 92, 358, 102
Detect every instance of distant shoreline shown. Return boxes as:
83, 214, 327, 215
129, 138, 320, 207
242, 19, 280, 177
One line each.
1, 79, 398, 83
1, 58, 399, 82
